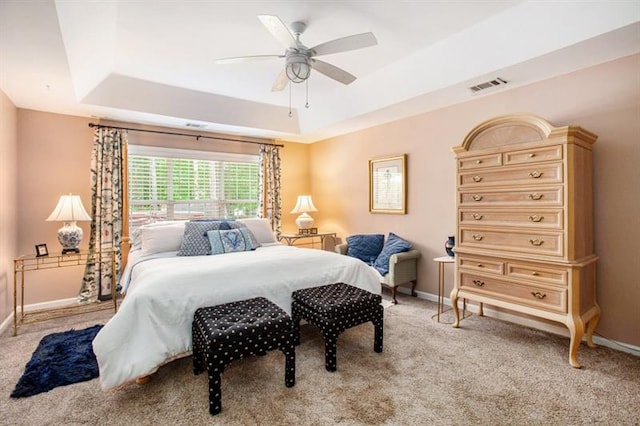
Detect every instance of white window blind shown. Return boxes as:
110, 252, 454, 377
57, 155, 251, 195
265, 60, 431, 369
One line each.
128, 146, 260, 228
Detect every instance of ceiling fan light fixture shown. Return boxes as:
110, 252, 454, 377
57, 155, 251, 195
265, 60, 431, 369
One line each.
285, 53, 311, 83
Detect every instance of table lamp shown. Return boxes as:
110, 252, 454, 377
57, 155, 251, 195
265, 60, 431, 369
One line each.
46, 194, 92, 254
290, 195, 318, 231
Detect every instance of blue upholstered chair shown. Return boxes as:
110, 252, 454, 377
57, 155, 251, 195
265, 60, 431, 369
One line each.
335, 239, 420, 304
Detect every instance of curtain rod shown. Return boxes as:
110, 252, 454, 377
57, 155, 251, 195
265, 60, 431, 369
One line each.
88, 123, 284, 148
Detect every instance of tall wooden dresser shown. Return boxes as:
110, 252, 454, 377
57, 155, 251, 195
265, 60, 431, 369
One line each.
450, 114, 600, 368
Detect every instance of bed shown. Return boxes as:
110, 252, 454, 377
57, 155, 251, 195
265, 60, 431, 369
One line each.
92, 218, 381, 391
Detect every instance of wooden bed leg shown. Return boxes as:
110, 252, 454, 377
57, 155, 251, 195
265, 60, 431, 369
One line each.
136, 375, 153, 385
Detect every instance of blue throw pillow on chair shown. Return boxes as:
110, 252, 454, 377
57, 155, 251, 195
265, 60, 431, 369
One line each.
373, 233, 412, 276
346, 234, 384, 265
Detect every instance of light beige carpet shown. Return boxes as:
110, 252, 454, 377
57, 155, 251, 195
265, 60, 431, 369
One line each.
1, 294, 639, 425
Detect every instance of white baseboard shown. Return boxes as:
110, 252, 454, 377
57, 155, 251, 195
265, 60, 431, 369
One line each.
0, 297, 78, 336
395, 287, 640, 357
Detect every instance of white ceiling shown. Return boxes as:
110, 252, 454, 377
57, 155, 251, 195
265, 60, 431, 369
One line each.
1, 1, 639, 143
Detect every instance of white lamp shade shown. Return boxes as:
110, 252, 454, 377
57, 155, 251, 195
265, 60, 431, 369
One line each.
46, 194, 92, 222
290, 195, 318, 214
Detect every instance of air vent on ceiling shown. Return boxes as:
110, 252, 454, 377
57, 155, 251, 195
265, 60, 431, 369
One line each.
185, 122, 208, 129
469, 77, 508, 94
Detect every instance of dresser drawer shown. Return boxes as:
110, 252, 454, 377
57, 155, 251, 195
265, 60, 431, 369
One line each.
459, 187, 563, 207
458, 153, 502, 170
459, 162, 563, 188
504, 145, 563, 166
459, 228, 564, 257
460, 273, 567, 313
458, 255, 503, 275
459, 208, 563, 229
506, 261, 568, 287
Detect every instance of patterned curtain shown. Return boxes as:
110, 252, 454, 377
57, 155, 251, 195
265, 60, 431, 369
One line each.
258, 144, 282, 238
79, 127, 125, 303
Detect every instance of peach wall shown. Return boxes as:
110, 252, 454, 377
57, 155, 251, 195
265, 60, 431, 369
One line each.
0, 89, 18, 322
309, 54, 640, 347
279, 141, 311, 233
17, 110, 94, 304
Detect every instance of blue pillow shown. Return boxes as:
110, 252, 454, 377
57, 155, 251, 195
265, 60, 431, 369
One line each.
177, 220, 231, 256
207, 228, 256, 255
373, 233, 412, 276
346, 234, 384, 265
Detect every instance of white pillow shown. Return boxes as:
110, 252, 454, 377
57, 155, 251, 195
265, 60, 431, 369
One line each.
140, 222, 186, 256
237, 218, 278, 245
130, 220, 185, 249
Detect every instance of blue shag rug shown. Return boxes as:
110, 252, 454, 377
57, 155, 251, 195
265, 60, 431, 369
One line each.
10, 324, 103, 398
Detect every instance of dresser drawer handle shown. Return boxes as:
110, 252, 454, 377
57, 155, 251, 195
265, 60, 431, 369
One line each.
532, 272, 539, 276
472, 175, 483, 182
528, 153, 536, 158
529, 171, 543, 178
528, 193, 543, 200
531, 291, 547, 300
473, 214, 483, 220
529, 215, 544, 222
476, 160, 482, 164
529, 239, 544, 246
473, 280, 485, 287
477, 264, 484, 268
472, 234, 483, 241
472, 195, 483, 201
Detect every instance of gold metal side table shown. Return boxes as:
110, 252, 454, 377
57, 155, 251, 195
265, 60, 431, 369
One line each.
13, 250, 117, 336
279, 232, 337, 249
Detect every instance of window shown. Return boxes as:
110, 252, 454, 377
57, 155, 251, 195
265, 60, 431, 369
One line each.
128, 145, 260, 228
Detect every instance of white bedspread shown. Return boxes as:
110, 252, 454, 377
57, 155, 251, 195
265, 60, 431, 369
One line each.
93, 244, 381, 390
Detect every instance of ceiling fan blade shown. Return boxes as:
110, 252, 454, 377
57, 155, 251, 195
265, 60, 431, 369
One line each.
271, 69, 289, 92
216, 55, 283, 64
311, 32, 377, 57
257, 15, 297, 49
311, 59, 356, 85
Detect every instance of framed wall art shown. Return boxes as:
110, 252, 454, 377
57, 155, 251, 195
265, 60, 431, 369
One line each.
369, 154, 407, 214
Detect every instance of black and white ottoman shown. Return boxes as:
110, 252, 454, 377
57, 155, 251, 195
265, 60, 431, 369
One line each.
192, 297, 295, 415
291, 283, 383, 372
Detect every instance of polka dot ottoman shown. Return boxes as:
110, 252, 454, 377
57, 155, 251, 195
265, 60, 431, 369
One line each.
192, 297, 296, 415
291, 283, 383, 372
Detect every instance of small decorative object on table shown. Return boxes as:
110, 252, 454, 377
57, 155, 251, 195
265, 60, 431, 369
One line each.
298, 227, 318, 235
445, 235, 455, 257
35, 244, 48, 257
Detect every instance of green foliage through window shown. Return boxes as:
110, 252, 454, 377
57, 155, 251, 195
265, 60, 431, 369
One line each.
128, 153, 259, 227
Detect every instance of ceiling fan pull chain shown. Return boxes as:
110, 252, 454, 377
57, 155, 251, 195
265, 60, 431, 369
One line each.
288, 83, 292, 118
305, 79, 310, 109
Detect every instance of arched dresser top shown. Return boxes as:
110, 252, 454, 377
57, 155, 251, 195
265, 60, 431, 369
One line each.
452, 114, 597, 153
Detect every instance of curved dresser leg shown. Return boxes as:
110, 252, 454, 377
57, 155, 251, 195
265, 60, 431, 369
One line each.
585, 304, 601, 349
567, 315, 585, 369
450, 288, 461, 328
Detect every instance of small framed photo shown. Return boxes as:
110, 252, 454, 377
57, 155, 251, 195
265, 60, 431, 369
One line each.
35, 243, 49, 257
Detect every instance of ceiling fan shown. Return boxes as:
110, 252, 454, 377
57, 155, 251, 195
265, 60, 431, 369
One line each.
216, 15, 377, 92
